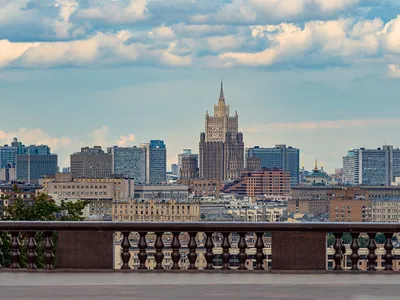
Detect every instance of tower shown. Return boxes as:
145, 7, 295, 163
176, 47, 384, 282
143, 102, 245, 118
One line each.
199, 81, 244, 181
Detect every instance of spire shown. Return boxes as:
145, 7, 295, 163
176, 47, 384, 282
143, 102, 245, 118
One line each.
314, 157, 318, 171
219, 79, 225, 102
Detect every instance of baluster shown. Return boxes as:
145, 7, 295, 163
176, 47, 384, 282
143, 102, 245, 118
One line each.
27, 232, 37, 270
0, 231, 3, 269
367, 232, 377, 271
255, 232, 264, 270
154, 232, 164, 270
204, 232, 214, 270
221, 232, 231, 270
138, 232, 148, 270
121, 231, 131, 270
10, 232, 20, 269
333, 232, 343, 271
171, 232, 181, 270
350, 232, 360, 271
43, 231, 54, 270
238, 232, 248, 270
384, 232, 394, 271
188, 232, 198, 270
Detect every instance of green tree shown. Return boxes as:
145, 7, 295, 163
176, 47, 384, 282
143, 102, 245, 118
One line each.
0, 189, 88, 268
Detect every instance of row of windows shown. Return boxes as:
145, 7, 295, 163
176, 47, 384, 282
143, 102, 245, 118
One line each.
54, 191, 109, 196
52, 185, 112, 189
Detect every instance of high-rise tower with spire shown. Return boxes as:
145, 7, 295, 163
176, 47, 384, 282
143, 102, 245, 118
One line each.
199, 81, 244, 181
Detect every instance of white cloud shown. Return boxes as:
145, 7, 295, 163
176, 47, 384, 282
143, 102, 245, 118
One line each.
0, 0, 399, 76
0, 128, 71, 151
77, 0, 148, 24
117, 134, 136, 146
90, 125, 110, 148
149, 25, 175, 39
388, 64, 400, 78
219, 17, 389, 67
214, 0, 364, 24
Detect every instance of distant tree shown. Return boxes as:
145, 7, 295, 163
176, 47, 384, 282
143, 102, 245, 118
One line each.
0, 188, 88, 268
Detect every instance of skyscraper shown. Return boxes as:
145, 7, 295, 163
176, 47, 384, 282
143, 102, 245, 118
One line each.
246, 145, 300, 186
199, 81, 244, 181
70, 146, 112, 178
141, 140, 167, 185
15, 145, 58, 183
108, 146, 146, 184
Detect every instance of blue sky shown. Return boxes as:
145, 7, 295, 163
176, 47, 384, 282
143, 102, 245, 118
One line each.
1, 0, 400, 172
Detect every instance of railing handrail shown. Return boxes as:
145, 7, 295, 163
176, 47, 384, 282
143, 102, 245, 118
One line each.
0, 221, 399, 232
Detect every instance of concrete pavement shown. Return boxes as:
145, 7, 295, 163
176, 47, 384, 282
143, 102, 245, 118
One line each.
0, 273, 399, 300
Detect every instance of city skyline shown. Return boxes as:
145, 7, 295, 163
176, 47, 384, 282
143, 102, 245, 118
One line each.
1, 1, 400, 172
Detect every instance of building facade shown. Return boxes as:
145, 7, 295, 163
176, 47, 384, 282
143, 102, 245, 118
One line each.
171, 164, 179, 176
223, 170, 291, 197
371, 198, 400, 222
107, 146, 146, 184
15, 145, 58, 184
199, 81, 244, 181
141, 140, 167, 185
112, 198, 200, 222
246, 145, 300, 186
40, 172, 134, 218
287, 198, 329, 217
342, 145, 400, 186
70, 146, 112, 179
180, 155, 199, 179
134, 184, 189, 199
177, 179, 221, 197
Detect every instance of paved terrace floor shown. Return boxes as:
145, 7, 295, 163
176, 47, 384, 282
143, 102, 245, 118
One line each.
0, 273, 399, 300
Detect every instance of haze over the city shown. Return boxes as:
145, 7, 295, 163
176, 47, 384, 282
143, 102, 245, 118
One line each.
1, 0, 400, 172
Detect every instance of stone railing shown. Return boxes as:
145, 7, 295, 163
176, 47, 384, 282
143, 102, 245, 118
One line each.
0, 221, 398, 272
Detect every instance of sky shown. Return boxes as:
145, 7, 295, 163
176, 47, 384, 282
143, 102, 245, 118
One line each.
1, 0, 400, 173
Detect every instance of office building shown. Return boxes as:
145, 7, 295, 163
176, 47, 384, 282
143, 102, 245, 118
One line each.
108, 146, 146, 184
112, 198, 200, 222
70, 146, 112, 179
0, 144, 17, 169
223, 170, 291, 197
199, 81, 244, 181
342, 145, 400, 186
40, 173, 134, 218
246, 145, 300, 186
15, 145, 57, 183
141, 140, 167, 185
